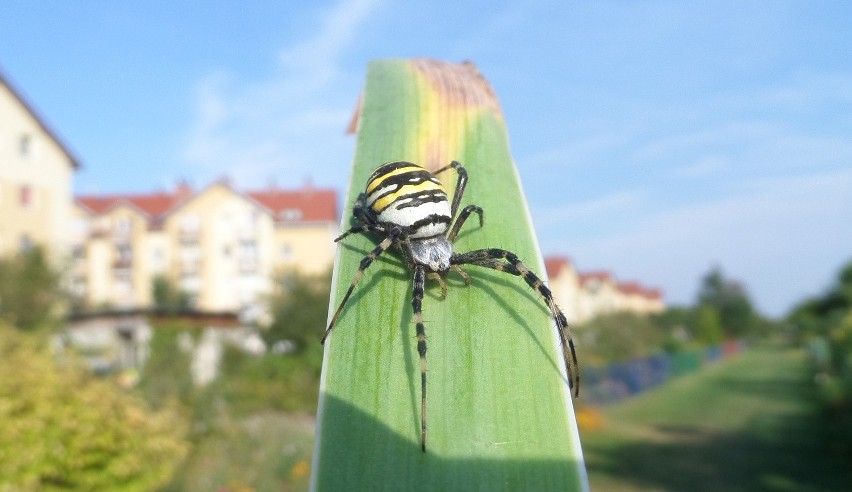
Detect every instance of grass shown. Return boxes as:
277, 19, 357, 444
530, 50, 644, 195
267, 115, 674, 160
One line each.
580, 344, 852, 491
164, 412, 315, 492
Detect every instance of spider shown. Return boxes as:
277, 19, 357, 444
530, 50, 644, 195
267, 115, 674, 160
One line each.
321, 160, 579, 452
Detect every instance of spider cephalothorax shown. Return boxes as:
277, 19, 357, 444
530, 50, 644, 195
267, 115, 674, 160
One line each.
321, 160, 579, 452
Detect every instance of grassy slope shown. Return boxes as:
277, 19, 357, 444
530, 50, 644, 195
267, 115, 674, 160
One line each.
581, 345, 852, 492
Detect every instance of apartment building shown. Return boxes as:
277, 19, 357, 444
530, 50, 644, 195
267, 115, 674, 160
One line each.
545, 256, 664, 324
72, 180, 337, 314
0, 70, 77, 257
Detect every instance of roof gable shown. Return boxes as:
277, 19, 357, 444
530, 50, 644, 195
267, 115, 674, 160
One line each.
1, 68, 80, 169
248, 187, 337, 223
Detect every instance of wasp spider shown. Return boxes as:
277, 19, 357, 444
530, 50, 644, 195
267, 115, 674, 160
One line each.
322, 160, 579, 452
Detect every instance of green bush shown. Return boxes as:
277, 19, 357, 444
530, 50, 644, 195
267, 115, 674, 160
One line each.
0, 326, 189, 491
215, 343, 323, 415
0, 247, 64, 330
578, 311, 665, 362
263, 269, 331, 350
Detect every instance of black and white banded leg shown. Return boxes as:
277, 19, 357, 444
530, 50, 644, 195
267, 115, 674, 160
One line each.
447, 204, 483, 242
411, 265, 428, 451
451, 248, 580, 397
322, 227, 402, 344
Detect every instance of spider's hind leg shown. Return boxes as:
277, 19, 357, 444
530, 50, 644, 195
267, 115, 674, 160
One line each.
412, 265, 428, 452
451, 248, 580, 397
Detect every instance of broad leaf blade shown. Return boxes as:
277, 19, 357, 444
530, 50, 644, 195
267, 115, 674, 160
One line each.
311, 59, 586, 491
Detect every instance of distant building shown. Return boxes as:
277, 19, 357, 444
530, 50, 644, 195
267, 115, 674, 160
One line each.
545, 256, 664, 324
72, 180, 337, 314
0, 69, 78, 257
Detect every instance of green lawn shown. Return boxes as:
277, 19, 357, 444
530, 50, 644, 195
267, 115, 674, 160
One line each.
164, 412, 315, 492
580, 345, 852, 491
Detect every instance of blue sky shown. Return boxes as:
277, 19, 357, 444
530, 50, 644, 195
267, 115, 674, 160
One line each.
2, 1, 851, 316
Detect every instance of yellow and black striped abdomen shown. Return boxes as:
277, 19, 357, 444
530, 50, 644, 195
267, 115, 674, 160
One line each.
364, 161, 452, 238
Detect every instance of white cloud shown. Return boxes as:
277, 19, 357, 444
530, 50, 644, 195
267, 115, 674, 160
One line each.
558, 168, 852, 316
671, 155, 727, 178
278, 0, 379, 77
180, 0, 381, 189
533, 190, 646, 229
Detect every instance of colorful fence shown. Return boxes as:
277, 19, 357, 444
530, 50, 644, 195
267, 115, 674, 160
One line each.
581, 340, 746, 405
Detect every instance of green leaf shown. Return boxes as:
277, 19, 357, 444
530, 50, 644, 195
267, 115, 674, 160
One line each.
311, 59, 587, 491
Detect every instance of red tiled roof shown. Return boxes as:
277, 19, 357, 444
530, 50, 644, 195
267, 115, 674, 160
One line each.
618, 281, 663, 299
579, 271, 613, 285
76, 192, 184, 219
545, 256, 573, 278
618, 281, 645, 295
248, 187, 337, 223
76, 183, 338, 224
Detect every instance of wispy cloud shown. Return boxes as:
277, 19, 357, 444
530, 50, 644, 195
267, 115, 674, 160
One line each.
533, 190, 646, 230
554, 168, 852, 316
180, 0, 381, 188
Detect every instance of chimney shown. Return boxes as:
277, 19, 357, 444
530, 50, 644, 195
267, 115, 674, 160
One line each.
176, 180, 192, 200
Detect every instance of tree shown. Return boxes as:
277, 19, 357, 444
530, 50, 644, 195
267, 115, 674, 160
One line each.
264, 269, 331, 351
694, 305, 725, 345
578, 311, 665, 362
0, 326, 189, 490
151, 274, 190, 312
696, 266, 757, 337
0, 247, 64, 330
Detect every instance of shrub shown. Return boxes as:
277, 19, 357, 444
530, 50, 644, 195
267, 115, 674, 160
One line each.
0, 326, 189, 491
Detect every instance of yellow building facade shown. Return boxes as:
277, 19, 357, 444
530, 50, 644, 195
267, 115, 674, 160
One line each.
0, 70, 77, 257
73, 181, 338, 314
546, 256, 664, 324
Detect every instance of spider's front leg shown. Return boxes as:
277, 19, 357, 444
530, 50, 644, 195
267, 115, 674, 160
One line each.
321, 227, 401, 344
335, 193, 382, 242
412, 265, 428, 452
447, 204, 483, 243
451, 248, 580, 397
434, 160, 468, 218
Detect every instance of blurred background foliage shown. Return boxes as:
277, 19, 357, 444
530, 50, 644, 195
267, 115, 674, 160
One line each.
577, 265, 773, 364
2, 240, 851, 489
0, 247, 64, 331
788, 259, 852, 456
0, 325, 188, 491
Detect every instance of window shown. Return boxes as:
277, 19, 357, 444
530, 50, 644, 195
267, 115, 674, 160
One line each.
280, 209, 302, 221
179, 214, 201, 242
72, 245, 86, 260
114, 217, 132, 237
116, 243, 133, 263
238, 239, 257, 274
150, 246, 166, 271
19, 134, 32, 157
19, 185, 33, 208
279, 244, 293, 261
19, 235, 33, 252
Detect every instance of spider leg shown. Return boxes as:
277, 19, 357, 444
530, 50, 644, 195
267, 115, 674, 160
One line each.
451, 265, 472, 285
434, 160, 468, 218
335, 223, 389, 242
321, 227, 401, 344
427, 272, 448, 299
451, 248, 580, 397
334, 193, 382, 242
447, 204, 484, 242
412, 265, 428, 452
351, 192, 376, 227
